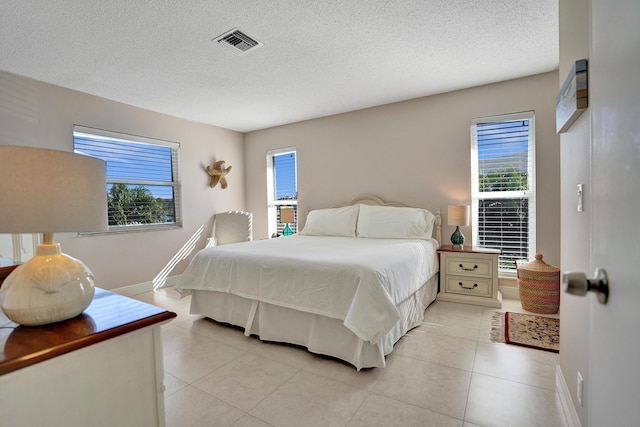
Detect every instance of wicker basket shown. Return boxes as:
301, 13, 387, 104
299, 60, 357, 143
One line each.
517, 253, 560, 314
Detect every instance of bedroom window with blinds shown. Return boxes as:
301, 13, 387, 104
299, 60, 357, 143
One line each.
266, 148, 297, 237
73, 125, 181, 233
470, 111, 536, 275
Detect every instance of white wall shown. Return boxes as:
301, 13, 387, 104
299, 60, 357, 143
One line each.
245, 72, 561, 270
558, 0, 591, 424
0, 69, 562, 291
0, 71, 246, 290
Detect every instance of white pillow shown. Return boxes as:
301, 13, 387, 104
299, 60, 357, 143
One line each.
299, 205, 360, 237
356, 204, 435, 239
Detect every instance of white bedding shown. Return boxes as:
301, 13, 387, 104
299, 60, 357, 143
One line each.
176, 235, 439, 345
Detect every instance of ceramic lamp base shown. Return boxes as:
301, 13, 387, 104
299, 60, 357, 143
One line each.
450, 226, 465, 249
0, 242, 95, 326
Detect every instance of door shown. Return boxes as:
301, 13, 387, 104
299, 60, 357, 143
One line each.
588, 0, 640, 424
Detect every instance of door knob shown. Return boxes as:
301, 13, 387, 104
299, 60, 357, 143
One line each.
562, 268, 609, 304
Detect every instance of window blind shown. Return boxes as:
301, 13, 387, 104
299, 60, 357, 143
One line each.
471, 112, 536, 273
73, 126, 181, 230
273, 152, 297, 201
266, 148, 297, 237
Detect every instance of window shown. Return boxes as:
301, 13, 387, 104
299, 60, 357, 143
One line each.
73, 125, 181, 232
470, 111, 535, 275
266, 148, 297, 237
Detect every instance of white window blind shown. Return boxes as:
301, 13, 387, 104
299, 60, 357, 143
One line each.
470, 111, 536, 274
266, 148, 297, 237
73, 125, 181, 232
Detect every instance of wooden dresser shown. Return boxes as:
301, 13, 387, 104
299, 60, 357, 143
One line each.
0, 261, 20, 288
0, 288, 176, 427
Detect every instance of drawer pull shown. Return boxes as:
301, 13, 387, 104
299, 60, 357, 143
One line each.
459, 282, 478, 290
458, 263, 478, 271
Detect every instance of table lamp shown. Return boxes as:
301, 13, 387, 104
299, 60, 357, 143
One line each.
448, 205, 470, 249
0, 146, 107, 326
280, 207, 295, 236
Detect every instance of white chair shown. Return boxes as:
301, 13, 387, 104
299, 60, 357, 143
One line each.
205, 211, 253, 248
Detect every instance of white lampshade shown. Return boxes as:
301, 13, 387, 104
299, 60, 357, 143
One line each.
0, 146, 107, 325
280, 207, 295, 224
0, 146, 107, 232
447, 205, 470, 227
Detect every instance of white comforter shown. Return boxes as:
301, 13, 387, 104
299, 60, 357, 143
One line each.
176, 235, 439, 344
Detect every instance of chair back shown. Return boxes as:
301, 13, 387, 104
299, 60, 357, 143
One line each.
208, 211, 253, 247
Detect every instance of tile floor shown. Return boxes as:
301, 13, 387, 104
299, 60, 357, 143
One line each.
133, 289, 567, 427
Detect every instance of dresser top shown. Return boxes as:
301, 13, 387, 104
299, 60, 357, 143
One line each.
0, 288, 176, 376
438, 245, 501, 254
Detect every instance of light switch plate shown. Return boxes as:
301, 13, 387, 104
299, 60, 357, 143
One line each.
577, 183, 584, 212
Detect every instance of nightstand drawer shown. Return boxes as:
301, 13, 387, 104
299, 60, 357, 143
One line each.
445, 257, 493, 278
445, 276, 492, 297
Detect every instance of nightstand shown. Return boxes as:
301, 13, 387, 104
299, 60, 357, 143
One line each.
437, 245, 502, 308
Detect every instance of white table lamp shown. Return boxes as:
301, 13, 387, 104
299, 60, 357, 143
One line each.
0, 146, 107, 325
448, 205, 470, 249
280, 207, 295, 236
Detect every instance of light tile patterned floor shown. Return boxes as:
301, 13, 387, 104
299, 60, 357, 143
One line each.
133, 289, 567, 427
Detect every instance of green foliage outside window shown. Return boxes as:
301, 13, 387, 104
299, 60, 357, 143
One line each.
107, 184, 168, 226
478, 167, 530, 270
479, 166, 528, 192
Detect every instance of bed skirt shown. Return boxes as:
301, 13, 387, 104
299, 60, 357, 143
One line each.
189, 274, 439, 370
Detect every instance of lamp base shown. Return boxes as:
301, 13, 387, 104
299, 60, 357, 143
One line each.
450, 226, 465, 249
282, 223, 293, 236
0, 242, 95, 326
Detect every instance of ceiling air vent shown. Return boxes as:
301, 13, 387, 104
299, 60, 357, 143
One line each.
214, 28, 262, 54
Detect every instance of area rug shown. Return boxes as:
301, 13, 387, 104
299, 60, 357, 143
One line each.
491, 311, 559, 353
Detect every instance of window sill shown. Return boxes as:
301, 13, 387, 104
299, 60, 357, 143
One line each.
79, 223, 182, 236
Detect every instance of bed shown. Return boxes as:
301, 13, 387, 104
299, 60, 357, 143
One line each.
176, 196, 441, 370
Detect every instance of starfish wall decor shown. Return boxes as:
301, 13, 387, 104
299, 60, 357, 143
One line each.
205, 160, 232, 189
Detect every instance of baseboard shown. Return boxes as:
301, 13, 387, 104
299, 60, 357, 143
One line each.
556, 365, 582, 427
113, 275, 181, 296
499, 285, 520, 300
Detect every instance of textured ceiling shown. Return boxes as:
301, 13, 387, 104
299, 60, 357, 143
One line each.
0, 1, 558, 133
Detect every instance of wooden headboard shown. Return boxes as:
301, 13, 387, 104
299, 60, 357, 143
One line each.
335, 195, 442, 245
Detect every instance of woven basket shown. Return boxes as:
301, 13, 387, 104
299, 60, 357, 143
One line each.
517, 253, 560, 314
